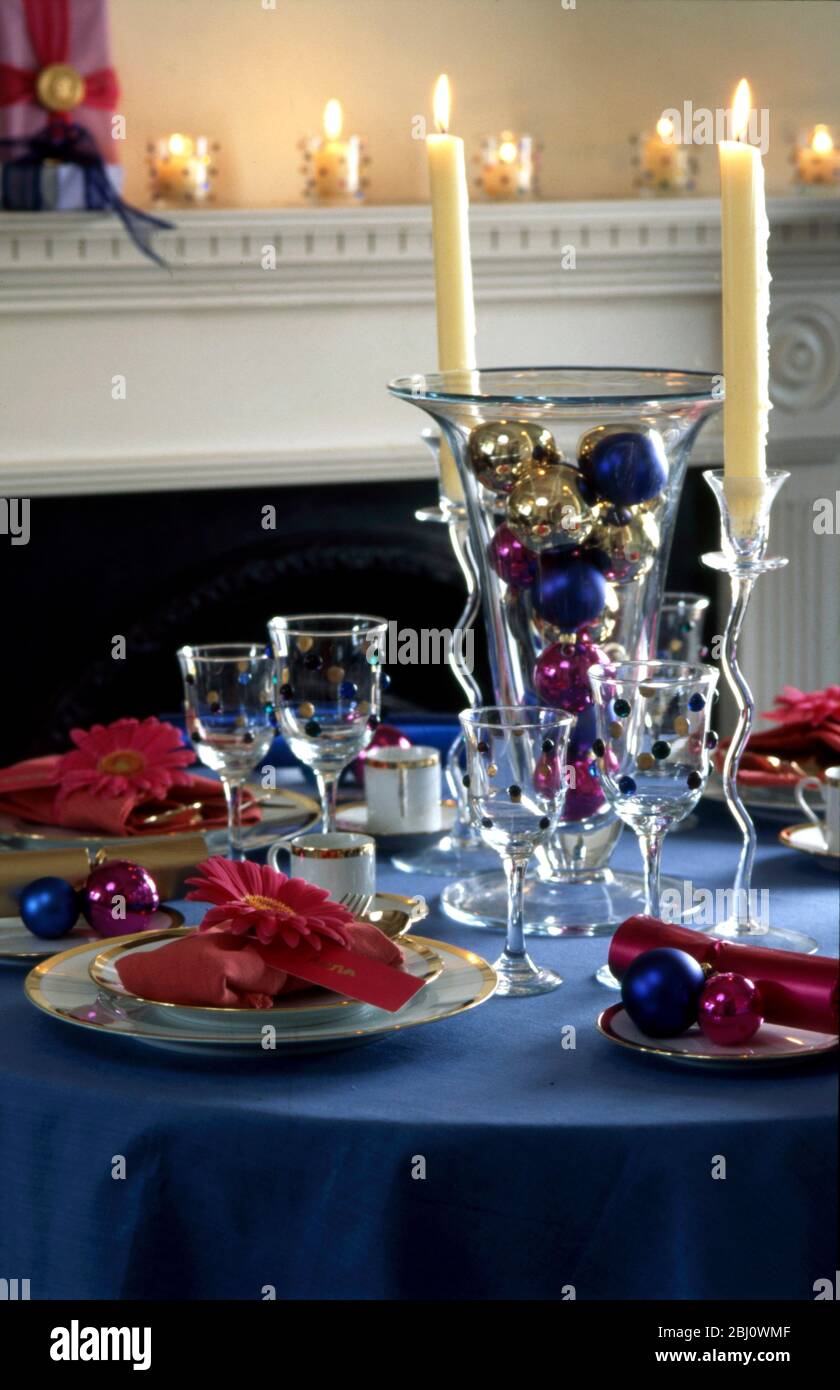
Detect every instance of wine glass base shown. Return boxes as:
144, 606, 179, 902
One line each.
391, 834, 497, 878
493, 953, 563, 997
595, 963, 621, 990
702, 917, 819, 955
441, 868, 700, 936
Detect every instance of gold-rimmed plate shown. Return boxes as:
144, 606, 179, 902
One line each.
597, 1002, 838, 1070
779, 822, 840, 871
25, 932, 497, 1055
88, 926, 443, 1026
0, 786, 320, 852
0, 907, 184, 963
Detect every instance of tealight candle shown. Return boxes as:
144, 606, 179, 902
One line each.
477, 131, 535, 200
364, 746, 442, 835
793, 124, 840, 189
302, 100, 365, 204
631, 114, 695, 195
148, 133, 216, 207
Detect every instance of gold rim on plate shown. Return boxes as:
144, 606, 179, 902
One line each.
597, 1002, 838, 1066
88, 926, 444, 1016
25, 933, 498, 1046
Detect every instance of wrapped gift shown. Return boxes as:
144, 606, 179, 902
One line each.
0, 0, 119, 159
1, 154, 122, 207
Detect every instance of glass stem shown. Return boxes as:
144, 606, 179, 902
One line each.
502, 855, 529, 961
221, 777, 245, 861
315, 772, 338, 833
639, 829, 664, 919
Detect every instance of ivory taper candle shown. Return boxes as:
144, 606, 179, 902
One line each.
427, 74, 477, 503
718, 78, 771, 528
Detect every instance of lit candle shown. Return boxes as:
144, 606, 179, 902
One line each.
427, 74, 477, 502
794, 123, 840, 188
718, 79, 771, 520
480, 131, 534, 200
149, 133, 214, 206
311, 99, 361, 203
637, 114, 692, 194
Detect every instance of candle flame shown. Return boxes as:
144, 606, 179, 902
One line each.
811, 123, 834, 155
433, 74, 451, 135
655, 114, 675, 143
323, 99, 343, 141
167, 132, 193, 158
498, 135, 518, 164
731, 78, 751, 142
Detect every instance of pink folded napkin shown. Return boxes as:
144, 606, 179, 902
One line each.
715, 684, 840, 788
116, 923, 404, 1010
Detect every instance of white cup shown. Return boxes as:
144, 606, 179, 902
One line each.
268, 832, 376, 900
364, 745, 442, 834
795, 766, 840, 853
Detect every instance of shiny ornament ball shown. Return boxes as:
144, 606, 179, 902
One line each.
621, 947, 707, 1038
19, 876, 80, 939
588, 505, 660, 585
535, 553, 607, 631
563, 753, 607, 820
488, 524, 538, 589
578, 426, 668, 506
82, 860, 160, 938
350, 724, 411, 787
697, 972, 764, 1046
568, 702, 597, 756
533, 639, 607, 713
506, 461, 595, 552
468, 420, 558, 495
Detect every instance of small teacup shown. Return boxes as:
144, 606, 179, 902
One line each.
364, 745, 442, 834
268, 832, 376, 900
795, 766, 840, 854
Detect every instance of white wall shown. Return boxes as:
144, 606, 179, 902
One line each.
108, 0, 840, 208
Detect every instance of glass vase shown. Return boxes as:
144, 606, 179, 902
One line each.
388, 368, 723, 934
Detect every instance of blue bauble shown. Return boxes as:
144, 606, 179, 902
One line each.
19, 876, 80, 939
578, 428, 668, 507
621, 947, 706, 1038
535, 554, 607, 631
569, 702, 597, 755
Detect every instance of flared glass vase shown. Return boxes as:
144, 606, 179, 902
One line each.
389, 369, 723, 933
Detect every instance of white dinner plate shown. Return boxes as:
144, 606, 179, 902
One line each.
25, 932, 497, 1056
336, 799, 456, 850
88, 926, 443, 1030
598, 1002, 838, 1069
0, 907, 184, 962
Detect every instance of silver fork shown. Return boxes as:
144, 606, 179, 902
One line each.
338, 890, 374, 919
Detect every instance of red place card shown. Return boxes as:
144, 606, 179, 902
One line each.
258, 939, 425, 1013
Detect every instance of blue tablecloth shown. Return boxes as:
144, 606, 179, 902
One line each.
0, 796, 836, 1301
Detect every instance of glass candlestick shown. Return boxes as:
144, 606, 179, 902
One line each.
701, 469, 817, 953
392, 430, 496, 877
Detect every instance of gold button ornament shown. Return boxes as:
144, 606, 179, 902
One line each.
36, 63, 85, 113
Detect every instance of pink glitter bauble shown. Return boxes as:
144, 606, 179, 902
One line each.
488, 525, 537, 589
81, 860, 160, 938
697, 972, 764, 1046
563, 753, 607, 819
350, 724, 412, 787
533, 639, 607, 713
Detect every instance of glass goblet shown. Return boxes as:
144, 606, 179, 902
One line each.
588, 660, 719, 985
177, 643, 278, 860
268, 614, 388, 833
460, 705, 573, 998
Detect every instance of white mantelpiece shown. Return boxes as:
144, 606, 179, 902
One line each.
0, 198, 838, 497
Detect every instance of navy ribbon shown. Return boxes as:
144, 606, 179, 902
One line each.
0, 122, 173, 268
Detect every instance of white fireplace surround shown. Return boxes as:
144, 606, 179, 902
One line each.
1, 196, 838, 706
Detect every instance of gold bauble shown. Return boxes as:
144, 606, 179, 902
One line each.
588, 504, 660, 585
505, 461, 595, 552
468, 420, 558, 495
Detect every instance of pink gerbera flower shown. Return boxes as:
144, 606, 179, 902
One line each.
185, 856, 355, 949
56, 717, 195, 803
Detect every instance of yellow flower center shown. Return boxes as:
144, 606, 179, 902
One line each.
242, 893, 295, 916
98, 749, 146, 776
